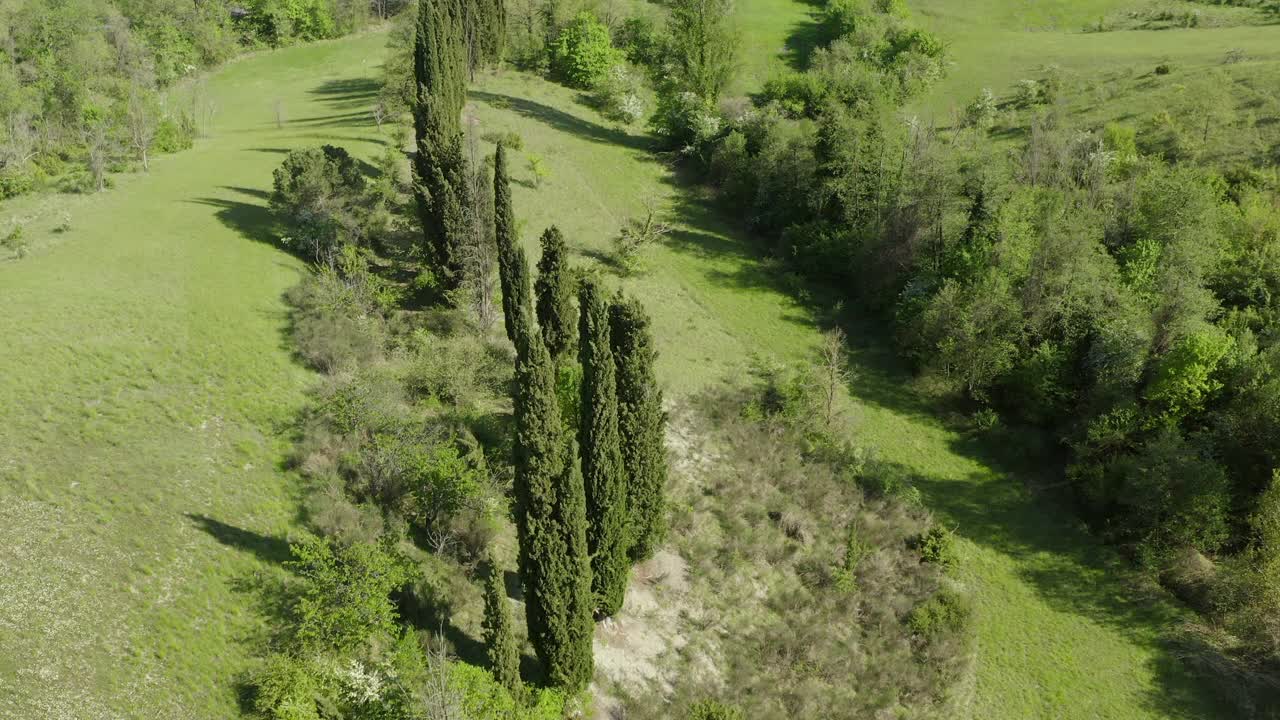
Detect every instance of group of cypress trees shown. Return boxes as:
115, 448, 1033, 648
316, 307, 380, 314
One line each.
413, 0, 666, 693
412, 0, 506, 289
486, 139, 668, 692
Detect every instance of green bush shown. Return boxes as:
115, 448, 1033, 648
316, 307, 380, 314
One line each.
153, 115, 196, 154
917, 524, 959, 569
688, 699, 745, 720
550, 12, 623, 89
907, 588, 972, 638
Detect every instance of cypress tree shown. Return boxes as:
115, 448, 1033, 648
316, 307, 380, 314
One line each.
609, 294, 668, 561
548, 437, 595, 692
494, 143, 529, 345
578, 278, 629, 617
511, 252, 592, 690
535, 226, 576, 360
512, 282, 568, 686
482, 552, 521, 694
463, 0, 507, 72
412, 0, 471, 287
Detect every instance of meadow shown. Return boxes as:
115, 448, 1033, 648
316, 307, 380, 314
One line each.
1, 0, 1272, 716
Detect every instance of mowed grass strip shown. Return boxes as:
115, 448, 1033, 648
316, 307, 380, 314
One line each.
0, 32, 387, 718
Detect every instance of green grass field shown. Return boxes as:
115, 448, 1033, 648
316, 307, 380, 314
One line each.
0, 33, 388, 717
1, 0, 1268, 714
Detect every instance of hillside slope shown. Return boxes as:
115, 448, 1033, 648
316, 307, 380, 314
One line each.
0, 7, 1240, 717
0, 34, 388, 718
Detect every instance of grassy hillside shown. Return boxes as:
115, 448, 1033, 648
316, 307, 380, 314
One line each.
0, 34, 388, 718
465, 61, 1225, 718
0, 2, 1260, 716
906, 0, 1280, 167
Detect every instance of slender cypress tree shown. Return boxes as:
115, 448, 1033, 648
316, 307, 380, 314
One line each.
535, 226, 576, 360
493, 143, 530, 345
482, 552, 521, 694
512, 278, 568, 685
578, 278, 630, 617
551, 437, 595, 692
412, 0, 471, 287
463, 0, 507, 72
609, 294, 668, 561
511, 252, 592, 690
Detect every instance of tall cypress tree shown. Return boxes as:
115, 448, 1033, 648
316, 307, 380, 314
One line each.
482, 551, 521, 694
512, 252, 592, 690
609, 294, 668, 561
578, 278, 629, 617
549, 437, 595, 692
463, 0, 507, 72
412, 0, 471, 288
494, 143, 529, 345
535, 226, 576, 360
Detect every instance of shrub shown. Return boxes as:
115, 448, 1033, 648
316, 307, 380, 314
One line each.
651, 86, 723, 158
964, 88, 998, 129
1155, 63, 1172, 75
288, 536, 411, 652
271, 145, 368, 263
907, 588, 972, 638
550, 12, 623, 89
917, 524, 959, 569
1, 225, 28, 259
481, 130, 524, 151
592, 64, 647, 125
688, 699, 744, 720
153, 115, 196, 154
0, 167, 36, 199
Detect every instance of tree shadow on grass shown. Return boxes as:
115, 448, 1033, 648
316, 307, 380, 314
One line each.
783, 8, 826, 72
308, 77, 380, 111
188, 196, 279, 247
186, 513, 293, 565
896, 453, 1228, 718
469, 90, 655, 152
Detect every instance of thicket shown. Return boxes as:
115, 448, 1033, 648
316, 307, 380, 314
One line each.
617, 363, 973, 720
608, 0, 1280, 712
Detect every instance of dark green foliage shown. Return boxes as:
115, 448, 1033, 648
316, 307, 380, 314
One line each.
535, 226, 577, 360
494, 144, 531, 345
578, 278, 630, 617
465, 0, 508, 70
270, 145, 367, 264
413, 0, 472, 287
549, 438, 596, 691
512, 257, 593, 690
916, 524, 959, 569
482, 553, 522, 695
609, 294, 668, 561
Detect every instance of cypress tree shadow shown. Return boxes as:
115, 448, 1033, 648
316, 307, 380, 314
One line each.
469, 90, 656, 152
186, 513, 293, 565
308, 77, 381, 111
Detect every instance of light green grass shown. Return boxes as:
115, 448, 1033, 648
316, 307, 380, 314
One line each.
0, 33, 389, 717
909, 0, 1280, 126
